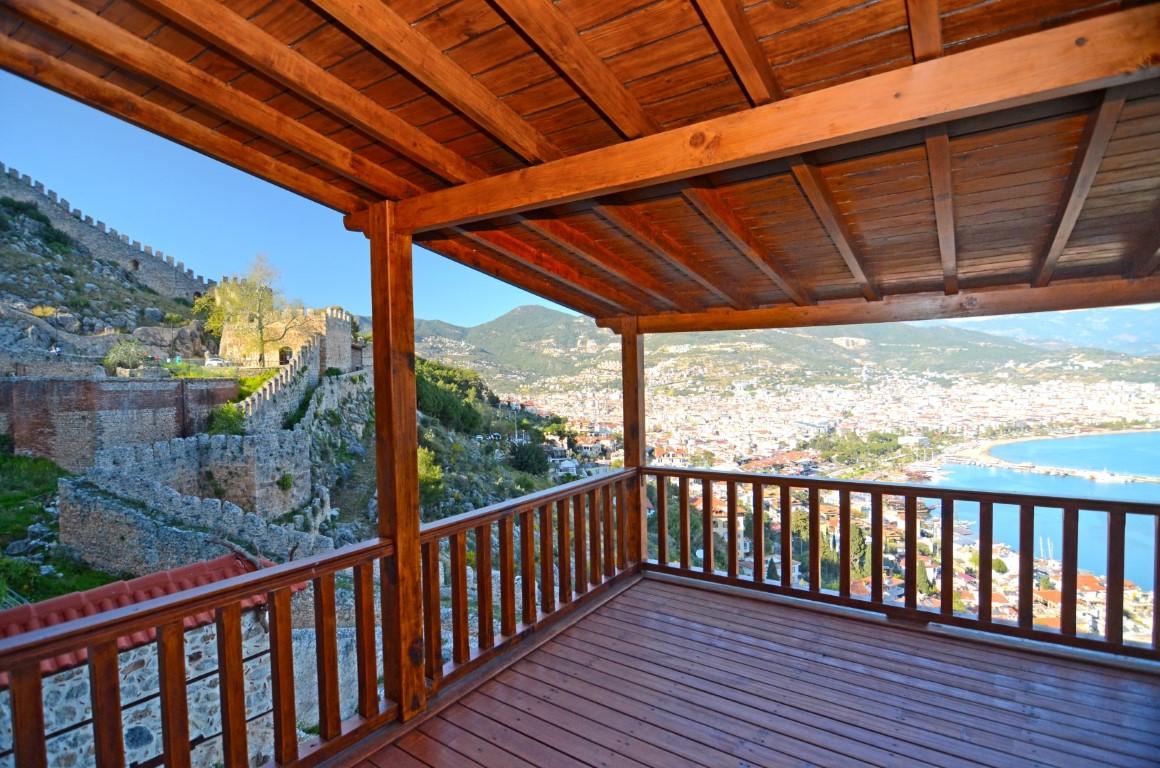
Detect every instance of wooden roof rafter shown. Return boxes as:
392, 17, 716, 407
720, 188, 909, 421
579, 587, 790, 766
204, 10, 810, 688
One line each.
0, 34, 368, 213
1125, 200, 1160, 279
494, 0, 805, 309
1032, 88, 1127, 287
905, 0, 959, 295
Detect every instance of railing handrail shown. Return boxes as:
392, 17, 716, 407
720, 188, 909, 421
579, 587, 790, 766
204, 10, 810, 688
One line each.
644, 465, 1160, 515
420, 468, 636, 542
0, 538, 394, 670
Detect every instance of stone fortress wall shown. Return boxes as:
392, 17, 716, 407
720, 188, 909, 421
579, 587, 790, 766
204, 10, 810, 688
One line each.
0, 376, 237, 472
237, 336, 322, 432
0, 162, 213, 301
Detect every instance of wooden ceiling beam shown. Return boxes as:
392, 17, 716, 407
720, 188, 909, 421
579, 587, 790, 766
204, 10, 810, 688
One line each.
455, 228, 655, 315
499, 0, 805, 309
686, 1, 817, 306
597, 204, 750, 309
491, 0, 658, 139
1126, 201, 1160, 278
6, 0, 418, 201
924, 126, 959, 294
691, 0, 782, 106
789, 157, 879, 301
905, 1, 958, 294
310, 0, 699, 314
520, 217, 693, 312
1032, 88, 1126, 287
0, 36, 366, 213
596, 275, 1160, 333
395, 6, 1160, 231
311, 0, 563, 164
682, 182, 812, 306
419, 235, 620, 317
135, 0, 485, 184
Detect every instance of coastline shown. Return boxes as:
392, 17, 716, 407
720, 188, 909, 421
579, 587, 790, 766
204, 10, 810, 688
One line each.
945, 428, 1160, 484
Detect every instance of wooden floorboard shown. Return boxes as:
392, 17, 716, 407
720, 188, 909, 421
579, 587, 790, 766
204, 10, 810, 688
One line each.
364, 578, 1160, 767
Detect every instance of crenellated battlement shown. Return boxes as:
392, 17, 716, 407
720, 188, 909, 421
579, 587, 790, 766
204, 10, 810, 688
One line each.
0, 161, 218, 300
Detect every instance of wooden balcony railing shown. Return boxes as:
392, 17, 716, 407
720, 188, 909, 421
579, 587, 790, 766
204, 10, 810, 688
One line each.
417, 468, 637, 691
642, 466, 1160, 661
0, 469, 636, 768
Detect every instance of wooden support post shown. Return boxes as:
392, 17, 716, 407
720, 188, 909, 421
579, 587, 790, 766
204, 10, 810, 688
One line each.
368, 201, 426, 720
620, 317, 647, 565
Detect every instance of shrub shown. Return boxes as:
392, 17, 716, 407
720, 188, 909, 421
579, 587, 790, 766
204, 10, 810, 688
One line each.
276, 473, 294, 492
0, 435, 12, 455
207, 403, 245, 435
324, 367, 342, 377
418, 446, 444, 506
509, 442, 549, 475
992, 557, 1009, 574
103, 338, 147, 371
28, 305, 57, 318
234, 369, 277, 400
163, 312, 185, 326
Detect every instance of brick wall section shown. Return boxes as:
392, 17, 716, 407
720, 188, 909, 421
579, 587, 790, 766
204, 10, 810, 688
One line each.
0, 377, 237, 472
0, 162, 214, 301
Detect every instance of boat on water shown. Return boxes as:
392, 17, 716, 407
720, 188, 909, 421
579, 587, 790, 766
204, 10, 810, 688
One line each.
1090, 469, 1119, 483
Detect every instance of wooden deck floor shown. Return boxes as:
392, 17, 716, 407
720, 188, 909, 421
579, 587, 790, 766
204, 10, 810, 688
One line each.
360, 578, 1160, 768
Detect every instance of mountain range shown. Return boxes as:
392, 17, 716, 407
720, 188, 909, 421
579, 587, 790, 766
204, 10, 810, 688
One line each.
415, 305, 1160, 392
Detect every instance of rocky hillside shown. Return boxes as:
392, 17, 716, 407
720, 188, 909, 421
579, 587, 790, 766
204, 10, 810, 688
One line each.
0, 197, 206, 363
415, 305, 1160, 393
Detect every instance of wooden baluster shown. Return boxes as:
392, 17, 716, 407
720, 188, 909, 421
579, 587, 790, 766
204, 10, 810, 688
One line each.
421, 541, 443, 683
1106, 510, 1126, 645
588, 488, 601, 586
89, 639, 125, 767
871, 493, 883, 603
476, 523, 494, 650
557, 497, 572, 604
655, 475, 668, 566
726, 481, 739, 578
941, 497, 954, 617
839, 490, 851, 598
267, 587, 298, 763
702, 478, 714, 575
905, 495, 918, 610
573, 493, 587, 596
500, 515, 517, 637
752, 483, 764, 584
215, 604, 248, 767
520, 509, 537, 625
1154, 516, 1159, 650
602, 482, 614, 577
539, 504, 555, 614
979, 501, 994, 624
314, 574, 341, 739
353, 561, 379, 714
1018, 504, 1034, 630
780, 484, 792, 587
10, 661, 47, 768
679, 476, 691, 570
808, 487, 820, 593
157, 622, 191, 768
616, 480, 629, 570
1061, 505, 1078, 636
450, 531, 470, 664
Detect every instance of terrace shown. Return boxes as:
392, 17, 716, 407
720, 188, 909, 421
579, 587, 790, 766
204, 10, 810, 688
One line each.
1, 0, 1159, 766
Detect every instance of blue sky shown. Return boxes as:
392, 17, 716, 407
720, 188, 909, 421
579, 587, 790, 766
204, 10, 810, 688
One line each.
0, 73, 569, 326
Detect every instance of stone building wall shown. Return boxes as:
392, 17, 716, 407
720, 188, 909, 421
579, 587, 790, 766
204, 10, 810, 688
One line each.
219, 307, 354, 373
0, 377, 237, 472
0, 163, 213, 301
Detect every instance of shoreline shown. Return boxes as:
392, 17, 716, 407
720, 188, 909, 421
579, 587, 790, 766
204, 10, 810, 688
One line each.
943, 427, 1160, 484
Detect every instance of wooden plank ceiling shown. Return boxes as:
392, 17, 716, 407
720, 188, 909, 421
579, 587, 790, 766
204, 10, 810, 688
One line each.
3, 0, 1159, 329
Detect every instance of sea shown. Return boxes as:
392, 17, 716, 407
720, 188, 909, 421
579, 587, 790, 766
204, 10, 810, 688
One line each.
917, 431, 1160, 591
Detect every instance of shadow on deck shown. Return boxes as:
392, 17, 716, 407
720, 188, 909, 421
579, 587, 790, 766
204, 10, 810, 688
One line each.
361, 578, 1160, 768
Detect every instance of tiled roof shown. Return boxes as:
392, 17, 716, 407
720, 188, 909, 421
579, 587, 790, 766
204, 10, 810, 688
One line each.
0, 554, 273, 684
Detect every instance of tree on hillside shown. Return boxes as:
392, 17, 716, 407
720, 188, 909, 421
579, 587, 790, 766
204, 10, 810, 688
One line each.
196, 255, 308, 366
